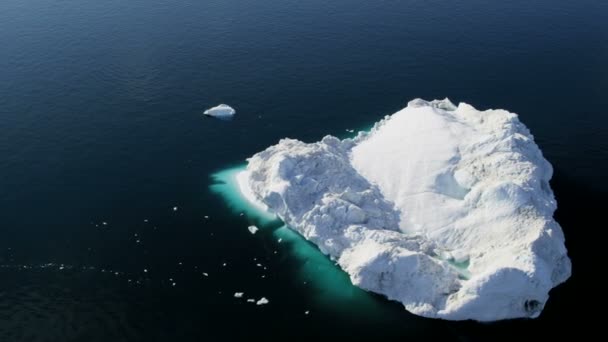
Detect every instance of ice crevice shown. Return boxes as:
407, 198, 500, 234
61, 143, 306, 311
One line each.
237, 99, 571, 321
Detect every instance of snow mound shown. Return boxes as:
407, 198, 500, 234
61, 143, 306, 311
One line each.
204, 104, 235, 117
238, 99, 571, 321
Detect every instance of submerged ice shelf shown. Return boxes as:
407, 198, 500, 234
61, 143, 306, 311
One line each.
232, 99, 571, 321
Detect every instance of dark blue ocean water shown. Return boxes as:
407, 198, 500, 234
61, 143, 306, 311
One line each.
1, 0, 607, 340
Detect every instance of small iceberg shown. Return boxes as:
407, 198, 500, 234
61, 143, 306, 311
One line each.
204, 104, 236, 118
247, 225, 259, 234
256, 297, 269, 305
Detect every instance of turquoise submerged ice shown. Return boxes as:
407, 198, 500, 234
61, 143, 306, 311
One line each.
238, 99, 571, 321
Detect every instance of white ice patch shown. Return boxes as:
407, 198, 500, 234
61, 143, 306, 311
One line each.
234, 292, 244, 298
256, 297, 269, 305
204, 104, 235, 117
239, 99, 571, 321
248, 225, 259, 234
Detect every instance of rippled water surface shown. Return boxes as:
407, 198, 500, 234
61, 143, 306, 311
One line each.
1, 0, 607, 340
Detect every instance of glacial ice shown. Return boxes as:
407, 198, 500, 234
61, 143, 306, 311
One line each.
237, 99, 571, 321
204, 104, 236, 117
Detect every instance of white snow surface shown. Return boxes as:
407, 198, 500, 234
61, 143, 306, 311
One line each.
239, 99, 571, 321
204, 104, 235, 117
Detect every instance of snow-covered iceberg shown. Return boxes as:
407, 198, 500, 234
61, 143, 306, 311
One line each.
204, 104, 235, 117
237, 99, 571, 321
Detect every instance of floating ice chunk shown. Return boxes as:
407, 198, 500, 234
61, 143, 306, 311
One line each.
248, 225, 259, 234
256, 297, 269, 305
234, 292, 244, 298
202, 272, 209, 277
239, 98, 571, 321
173, 206, 178, 211
204, 104, 236, 117
247, 299, 255, 303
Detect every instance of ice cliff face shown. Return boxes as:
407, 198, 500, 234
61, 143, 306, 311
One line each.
240, 99, 571, 321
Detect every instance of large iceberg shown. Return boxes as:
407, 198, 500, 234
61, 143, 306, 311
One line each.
237, 99, 571, 321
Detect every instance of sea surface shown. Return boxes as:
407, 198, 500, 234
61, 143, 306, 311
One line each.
1, 0, 607, 340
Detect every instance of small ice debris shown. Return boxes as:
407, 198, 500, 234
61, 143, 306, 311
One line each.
248, 225, 259, 234
203, 104, 236, 117
305, 311, 310, 315
136, 239, 140, 243
178, 262, 183, 266
204, 216, 209, 219
234, 292, 244, 298
202, 272, 209, 277
256, 297, 269, 305
247, 299, 255, 303
59, 266, 65, 270
222, 262, 227, 267
144, 219, 148, 223
102, 222, 107, 226
143, 269, 148, 273
256, 263, 262, 267
114, 272, 119, 276
277, 238, 282, 243
172, 282, 176, 287
173, 206, 178, 211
